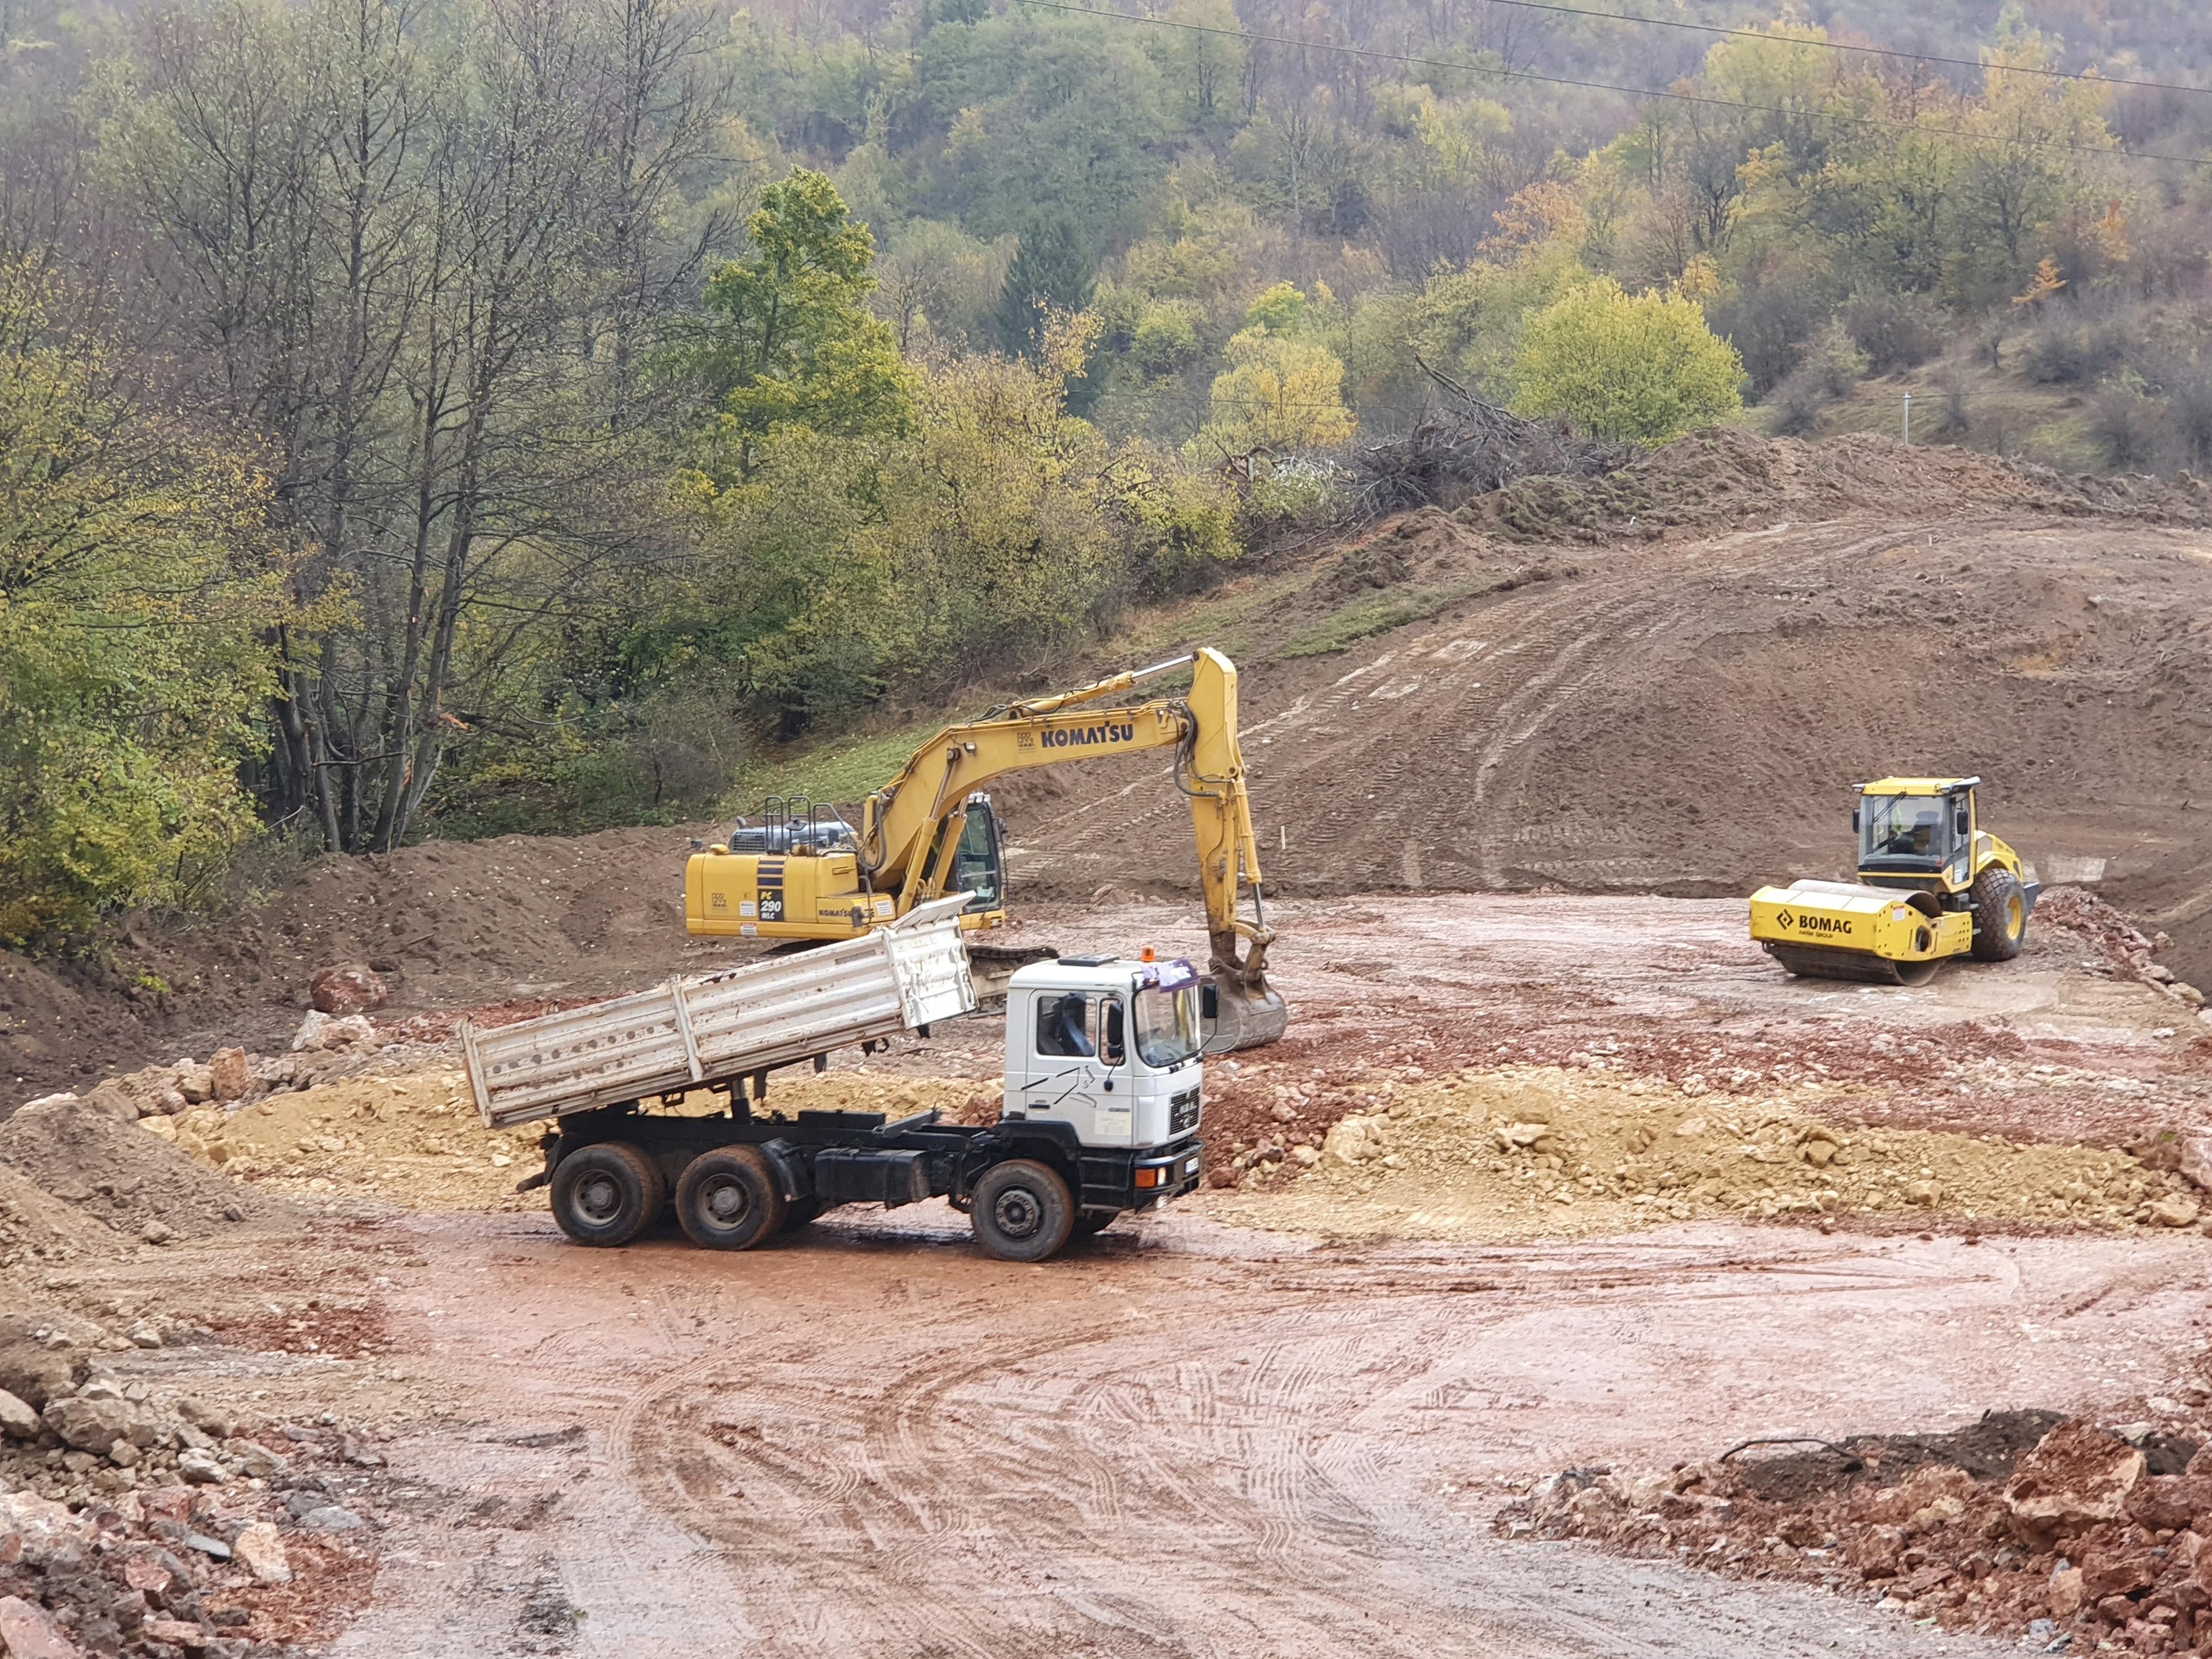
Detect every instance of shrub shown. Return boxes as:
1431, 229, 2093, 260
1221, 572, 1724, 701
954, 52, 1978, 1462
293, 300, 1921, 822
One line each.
1838, 296, 1948, 375
1511, 278, 1745, 441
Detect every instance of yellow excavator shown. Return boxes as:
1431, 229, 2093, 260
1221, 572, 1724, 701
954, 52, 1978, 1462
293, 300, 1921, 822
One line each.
684, 647, 1287, 1048
1749, 776, 2040, 985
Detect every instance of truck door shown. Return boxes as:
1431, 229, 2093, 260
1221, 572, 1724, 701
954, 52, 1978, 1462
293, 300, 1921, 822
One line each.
1024, 990, 1131, 1146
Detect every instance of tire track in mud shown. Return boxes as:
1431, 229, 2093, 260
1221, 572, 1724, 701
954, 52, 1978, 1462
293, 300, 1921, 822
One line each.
592, 1230, 2031, 1659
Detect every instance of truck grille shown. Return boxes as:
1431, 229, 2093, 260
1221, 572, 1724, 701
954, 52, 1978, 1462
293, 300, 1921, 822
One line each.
1170, 1088, 1201, 1135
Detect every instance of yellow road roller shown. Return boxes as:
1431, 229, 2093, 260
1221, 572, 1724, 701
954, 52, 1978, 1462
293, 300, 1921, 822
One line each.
1749, 777, 2040, 985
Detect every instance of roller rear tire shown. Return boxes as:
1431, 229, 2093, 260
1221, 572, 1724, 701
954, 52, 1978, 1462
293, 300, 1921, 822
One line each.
1969, 868, 2028, 961
969, 1160, 1075, 1263
675, 1149, 787, 1250
551, 1142, 664, 1247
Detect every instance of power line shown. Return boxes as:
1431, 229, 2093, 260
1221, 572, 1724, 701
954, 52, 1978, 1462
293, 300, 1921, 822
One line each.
1480, 0, 2212, 101
1026, 1, 2209, 167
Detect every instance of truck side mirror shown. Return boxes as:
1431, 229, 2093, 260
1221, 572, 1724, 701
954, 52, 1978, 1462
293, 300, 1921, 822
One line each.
1954, 810, 1969, 837
1850, 809, 1859, 832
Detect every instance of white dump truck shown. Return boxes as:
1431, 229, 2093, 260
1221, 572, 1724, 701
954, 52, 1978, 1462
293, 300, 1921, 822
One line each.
462, 897, 1209, 1262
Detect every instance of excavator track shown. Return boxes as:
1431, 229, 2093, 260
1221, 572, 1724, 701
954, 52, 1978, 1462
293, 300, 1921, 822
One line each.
965, 942, 1060, 1005
1762, 942, 1938, 987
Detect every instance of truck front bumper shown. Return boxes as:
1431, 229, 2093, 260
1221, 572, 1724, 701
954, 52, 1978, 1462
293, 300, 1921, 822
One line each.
1128, 1139, 1205, 1209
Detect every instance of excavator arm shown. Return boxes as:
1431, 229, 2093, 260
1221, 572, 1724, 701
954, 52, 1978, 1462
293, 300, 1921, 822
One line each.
859, 648, 1285, 1046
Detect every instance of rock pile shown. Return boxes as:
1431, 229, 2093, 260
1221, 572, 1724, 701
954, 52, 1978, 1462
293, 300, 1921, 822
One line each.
2039, 889, 2212, 1024
1215, 1063, 2203, 1243
1502, 1412, 2212, 1653
0, 1097, 280, 1246
0, 1319, 381, 1657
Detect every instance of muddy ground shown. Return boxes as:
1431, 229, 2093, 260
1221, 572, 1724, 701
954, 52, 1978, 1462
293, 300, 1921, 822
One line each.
5, 882, 2210, 1657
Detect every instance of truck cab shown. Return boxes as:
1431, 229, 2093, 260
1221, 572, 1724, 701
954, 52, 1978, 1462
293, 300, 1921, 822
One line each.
1003, 955, 1205, 1152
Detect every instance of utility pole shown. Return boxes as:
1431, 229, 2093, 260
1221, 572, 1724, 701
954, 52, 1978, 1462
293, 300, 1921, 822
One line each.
1902, 391, 1912, 444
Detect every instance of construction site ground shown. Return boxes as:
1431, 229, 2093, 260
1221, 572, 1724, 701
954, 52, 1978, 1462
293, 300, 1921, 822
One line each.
5, 432, 2212, 1656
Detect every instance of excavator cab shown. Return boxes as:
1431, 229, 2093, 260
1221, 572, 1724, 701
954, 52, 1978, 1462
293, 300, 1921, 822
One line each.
937, 794, 1005, 915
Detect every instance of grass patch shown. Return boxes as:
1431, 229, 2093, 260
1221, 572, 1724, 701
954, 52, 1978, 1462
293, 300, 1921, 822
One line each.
1281, 577, 1518, 659
719, 717, 954, 814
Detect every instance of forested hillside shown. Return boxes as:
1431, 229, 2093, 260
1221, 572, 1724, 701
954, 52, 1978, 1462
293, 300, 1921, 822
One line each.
1, 0, 2209, 940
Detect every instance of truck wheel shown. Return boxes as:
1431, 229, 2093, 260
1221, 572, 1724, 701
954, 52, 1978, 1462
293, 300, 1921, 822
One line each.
675, 1149, 787, 1250
1969, 868, 2028, 961
550, 1142, 662, 1247
970, 1160, 1075, 1263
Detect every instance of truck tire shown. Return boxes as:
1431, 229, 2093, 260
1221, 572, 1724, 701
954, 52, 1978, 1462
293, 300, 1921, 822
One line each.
969, 1160, 1075, 1263
1969, 868, 2028, 961
550, 1142, 662, 1247
675, 1148, 787, 1250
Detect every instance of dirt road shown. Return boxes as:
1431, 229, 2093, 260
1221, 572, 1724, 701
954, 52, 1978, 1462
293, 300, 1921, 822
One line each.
310, 1204, 2212, 1658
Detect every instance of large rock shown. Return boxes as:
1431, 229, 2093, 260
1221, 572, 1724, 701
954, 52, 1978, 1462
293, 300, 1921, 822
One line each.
2180, 1128, 2212, 1195
0, 1317, 75, 1411
232, 1521, 291, 1585
208, 1047, 249, 1102
0, 1388, 39, 1440
0, 1493, 92, 1570
310, 963, 388, 1015
2125, 1473, 2212, 1532
43, 1392, 163, 1453
290, 1010, 380, 1053
2003, 1420, 2146, 1547
0, 1595, 82, 1659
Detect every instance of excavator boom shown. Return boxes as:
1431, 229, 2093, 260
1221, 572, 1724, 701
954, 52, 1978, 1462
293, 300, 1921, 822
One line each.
686, 648, 1286, 1048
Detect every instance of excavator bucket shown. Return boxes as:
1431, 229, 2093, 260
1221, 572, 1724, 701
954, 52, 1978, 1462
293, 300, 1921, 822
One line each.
1207, 975, 1290, 1050
1204, 937, 1287, 1050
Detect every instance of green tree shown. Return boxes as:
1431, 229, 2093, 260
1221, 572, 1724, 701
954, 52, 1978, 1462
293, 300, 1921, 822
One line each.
0, 264, 301, 941
1510, 278, 1744, 441
685, 170, 918, 475
995, 213, 1097, 357
1200, 327, 1357, 453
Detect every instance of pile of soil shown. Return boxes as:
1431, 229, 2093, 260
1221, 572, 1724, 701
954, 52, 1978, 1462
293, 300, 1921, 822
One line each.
0, 1095, 283, 1242
1210, 1063, 2202, 1243
1003, 435, 2212, 993
1467, 427, 2211, 545
1501, 1408, 2212, 1654
2, 825, 717, 1100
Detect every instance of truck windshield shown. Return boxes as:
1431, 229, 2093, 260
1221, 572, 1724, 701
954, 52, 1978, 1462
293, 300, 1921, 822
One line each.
1133, 985, 1200, 1067
1860, 794, 1951, 868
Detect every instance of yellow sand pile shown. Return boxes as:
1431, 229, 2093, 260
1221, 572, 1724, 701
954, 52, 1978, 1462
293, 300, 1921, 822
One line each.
148, 1069, 986, 1211
1221, 1065, 2198, 1243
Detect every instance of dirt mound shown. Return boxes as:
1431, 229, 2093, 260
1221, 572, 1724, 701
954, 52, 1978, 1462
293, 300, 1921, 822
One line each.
0, 1160, 122, 1264
1503, 1405, 2212, 1654
0, 1094, 285, 1240
1214, 1063, 2200, 1242
1467, 427, 2211, 544
1000, 440, 2212, 993
2, 824, 719, 1099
